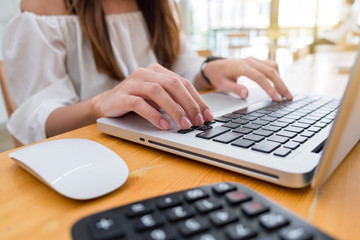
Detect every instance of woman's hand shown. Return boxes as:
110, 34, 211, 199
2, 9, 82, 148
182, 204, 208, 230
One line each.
202, 57, 293, 101
93, 63, 214, 130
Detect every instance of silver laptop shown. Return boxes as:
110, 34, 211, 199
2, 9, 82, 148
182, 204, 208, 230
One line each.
97, 49, 360, 188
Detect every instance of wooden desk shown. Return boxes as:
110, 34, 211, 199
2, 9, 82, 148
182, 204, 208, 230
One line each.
1, 52, 360, 240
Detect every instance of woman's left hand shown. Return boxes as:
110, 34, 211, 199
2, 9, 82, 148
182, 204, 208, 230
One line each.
202, 57, 293, 101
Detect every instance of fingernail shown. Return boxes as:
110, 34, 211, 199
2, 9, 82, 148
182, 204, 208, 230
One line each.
180, 116, 192, 129
194, 113, 204, 126
286, 92, 293, 100
274, 93, 282, 101
203, 108, 214, 122
240, 88, 248, 99
160, 118, 170, 129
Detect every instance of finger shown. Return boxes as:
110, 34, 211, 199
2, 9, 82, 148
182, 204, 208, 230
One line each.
215, 76, 250, 99
124, 95, 171, 130
134, 81, 193, 129
147, 64, 213, 124
238, 63, 283, 101
247, 58, 293, 100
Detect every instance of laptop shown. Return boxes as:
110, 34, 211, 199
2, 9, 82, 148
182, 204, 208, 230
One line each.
97, 49, 360, 188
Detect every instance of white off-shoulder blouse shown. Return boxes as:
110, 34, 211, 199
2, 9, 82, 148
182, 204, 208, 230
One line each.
2, 11, 204, 145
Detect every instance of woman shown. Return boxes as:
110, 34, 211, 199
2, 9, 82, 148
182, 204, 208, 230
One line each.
3, 0, 292, 145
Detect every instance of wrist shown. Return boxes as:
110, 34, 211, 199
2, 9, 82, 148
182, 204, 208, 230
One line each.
200, 56, 225, 85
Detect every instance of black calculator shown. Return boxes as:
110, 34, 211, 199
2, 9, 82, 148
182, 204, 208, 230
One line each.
71, 182, 334, 240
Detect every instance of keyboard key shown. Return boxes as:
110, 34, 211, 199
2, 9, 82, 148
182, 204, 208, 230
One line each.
213, 132, 243, 144
292, 122, 311, 129
278, 117, 296, 124
209, 210, 238, 226
284, 126, 303, 134
145, 227, 175, 240
233, 127, 253, 135
242, 201, 269, 216
280, 226, 313, 240
178, 128, 194, 134
261, 116, 277, 122
231, 118, 250, 125
243, 134, 265, 142
252, 141, 280, 153
195, 125, 213, 131
225, 191, 252, 204
89, 213, 124, 240
225, 223, 257, 240
252, 119, 270, 126
241, 115, 258, 121
196, 127, 230, 139
259, 212, 289, 230
214, 117, 231, 123
314, 122, 327, 128
222, 113, 241, 119
262, 125, 282, 132
195, 199, 222, 213
185, 189, 208, 202
300, 131, 315, 138
270, 121, 289, 128
127, 203, 153, 217
212, 182, 237, 194
274, 148, 292, 157
277, 130, 297, 138
178, 218, 209, 237
135, 213, 164, 231
307, 126, 321, 133
222, 122, 241, 129
253, 129, 273, 137
283, 141, 300, 150
231, 139, 255, 148
268, 135, 289, 144
167, 206, 195, 221
292, 136, 308, 144
157, 195, 182, 209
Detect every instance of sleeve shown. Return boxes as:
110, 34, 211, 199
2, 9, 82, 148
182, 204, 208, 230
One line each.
2, 13, 79, 145
171, 34, 205, 85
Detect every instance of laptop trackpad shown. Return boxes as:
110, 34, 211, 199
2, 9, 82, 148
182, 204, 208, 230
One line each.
201, 89, 269, 113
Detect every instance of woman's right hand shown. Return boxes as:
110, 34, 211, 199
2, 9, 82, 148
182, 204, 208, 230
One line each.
93, 63, 214, 130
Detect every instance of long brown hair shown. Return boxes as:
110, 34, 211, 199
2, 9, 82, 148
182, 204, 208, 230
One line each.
66, 0, 181, 80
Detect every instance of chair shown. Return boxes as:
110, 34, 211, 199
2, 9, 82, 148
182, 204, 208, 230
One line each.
197, 49, 212, 58
0, 61, 22, 147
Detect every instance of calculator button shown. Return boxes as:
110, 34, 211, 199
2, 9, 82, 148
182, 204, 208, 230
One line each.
184, 188, 208, 201
241, 201, 269, 216
194, 233, 221, 240
212, 182, 237, 194
225, 191, 252, 204
225, 223, 257, 240
209, 210, 238, 226
259, 212, 289, 230
135, 213, 164, 232
126, 202, 153, 217
178, 217, 209, 237
279, 226, 313, 240
167, 206, 195, 221
156, 195, 182, 209
144, 227, 175, 240
88, 213, 124, 240
195, 199, 222, 213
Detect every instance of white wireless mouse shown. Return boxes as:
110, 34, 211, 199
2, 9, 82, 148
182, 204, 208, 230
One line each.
9, 138, 129, 200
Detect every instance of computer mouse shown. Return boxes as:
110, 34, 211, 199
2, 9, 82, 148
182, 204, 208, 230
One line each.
9, 138, 129, 200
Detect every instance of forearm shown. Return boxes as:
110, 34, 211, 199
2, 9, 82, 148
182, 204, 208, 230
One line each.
193, 72, 214, 91
45, 96, 102, 138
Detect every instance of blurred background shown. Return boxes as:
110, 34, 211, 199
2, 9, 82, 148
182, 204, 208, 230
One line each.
1, 0, 360, 151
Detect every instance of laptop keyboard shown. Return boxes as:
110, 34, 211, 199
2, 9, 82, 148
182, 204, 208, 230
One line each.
178, 96, 339, 157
